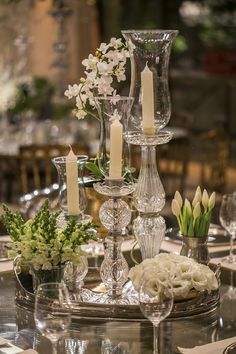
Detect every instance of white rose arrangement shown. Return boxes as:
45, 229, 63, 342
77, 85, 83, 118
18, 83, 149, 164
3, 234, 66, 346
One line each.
1, 200, 97, 271
64, 37, 130, 120
129, 253, 218, 299
171, 186, 216, 237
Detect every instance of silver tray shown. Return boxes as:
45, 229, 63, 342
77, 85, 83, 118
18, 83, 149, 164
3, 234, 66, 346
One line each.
14, 266, 220, 322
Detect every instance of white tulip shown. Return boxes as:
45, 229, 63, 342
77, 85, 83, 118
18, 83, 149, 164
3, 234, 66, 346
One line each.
193, 201, 201, 219
192, 186, 202, 207
174, 190, 183, 208
208, 192, 216, 209
202, 189, 209, 210
171, 199, 181, 217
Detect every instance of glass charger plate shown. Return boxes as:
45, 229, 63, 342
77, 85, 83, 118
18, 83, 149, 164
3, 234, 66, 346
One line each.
165, 224, 229, 246
14, 267, 220, 323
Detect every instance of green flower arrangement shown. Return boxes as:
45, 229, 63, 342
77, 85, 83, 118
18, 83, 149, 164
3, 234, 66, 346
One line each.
1, 200, 97, 271
171, 186, 216, 237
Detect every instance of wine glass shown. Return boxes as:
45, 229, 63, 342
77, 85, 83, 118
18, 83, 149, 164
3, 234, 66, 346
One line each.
219, 193, 236, 263
139, 278, 174, 354
34, 282, 71, 354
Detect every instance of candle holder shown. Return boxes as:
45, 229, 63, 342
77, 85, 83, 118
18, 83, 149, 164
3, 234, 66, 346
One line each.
122, 29, 178, 259
52, 155, 92, 224
92, 180, 135, 304
81, 96, 137, 304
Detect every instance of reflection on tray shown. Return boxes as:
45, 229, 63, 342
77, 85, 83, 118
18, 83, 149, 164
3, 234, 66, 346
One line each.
165, 224, 230, 246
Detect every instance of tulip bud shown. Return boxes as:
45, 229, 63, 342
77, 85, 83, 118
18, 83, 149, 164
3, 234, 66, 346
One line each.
171, 199, 181, 217
192, 186, 202, 207
184, 198, 192, 216
202, 189, 209, 210
208, 192, 216, 209
193, 201, 201, 219
174, 191, 183, 208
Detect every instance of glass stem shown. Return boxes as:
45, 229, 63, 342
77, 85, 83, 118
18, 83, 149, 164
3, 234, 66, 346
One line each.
51, 340, 57, 354
153, 324, 159, 354
229, 232, 235, 262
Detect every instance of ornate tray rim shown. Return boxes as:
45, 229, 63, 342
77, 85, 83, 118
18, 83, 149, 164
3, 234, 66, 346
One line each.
14, 265, 220, 322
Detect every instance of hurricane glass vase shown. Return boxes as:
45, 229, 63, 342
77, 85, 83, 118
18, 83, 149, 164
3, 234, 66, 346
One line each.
95, 96, 134, 181
52, 155, 88, 220
122, 29, 178, 138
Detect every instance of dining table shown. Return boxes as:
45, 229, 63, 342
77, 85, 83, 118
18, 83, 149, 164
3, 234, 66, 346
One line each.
0, 231, 236, 354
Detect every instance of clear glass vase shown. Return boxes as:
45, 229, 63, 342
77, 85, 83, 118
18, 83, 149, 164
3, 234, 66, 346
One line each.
122, 29, 178, 138
31, 264, 66, 292
52, 155, 88, 219
95, 96, 134, 181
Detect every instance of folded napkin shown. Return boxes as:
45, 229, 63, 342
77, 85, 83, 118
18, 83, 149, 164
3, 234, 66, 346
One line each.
178, 336, 236, 354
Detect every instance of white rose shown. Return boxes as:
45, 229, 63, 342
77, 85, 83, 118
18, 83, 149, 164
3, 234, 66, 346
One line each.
176, 261, 197, 280
191, 270, 208, 291
171, 278, 192, 298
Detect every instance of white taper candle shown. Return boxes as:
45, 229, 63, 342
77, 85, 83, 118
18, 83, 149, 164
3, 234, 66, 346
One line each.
66, 147, 80, 215
109, 119, 123, 180
141, 63, 155, 135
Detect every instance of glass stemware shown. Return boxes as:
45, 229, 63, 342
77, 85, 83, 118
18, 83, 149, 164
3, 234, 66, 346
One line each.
34, 282, 71, 354
219, 193, 236, 263
139, 279, 174, 354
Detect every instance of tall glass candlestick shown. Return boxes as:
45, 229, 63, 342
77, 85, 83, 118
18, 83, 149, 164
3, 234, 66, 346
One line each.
122, 29, 178, 259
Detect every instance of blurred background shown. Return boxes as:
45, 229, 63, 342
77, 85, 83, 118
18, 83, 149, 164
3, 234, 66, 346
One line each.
0, 0, 235, 209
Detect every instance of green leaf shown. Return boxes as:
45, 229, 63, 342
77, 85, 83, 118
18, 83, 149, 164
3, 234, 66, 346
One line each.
85, 162, 104, 180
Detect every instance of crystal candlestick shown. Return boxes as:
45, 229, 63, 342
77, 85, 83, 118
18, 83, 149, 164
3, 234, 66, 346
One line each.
122, 29, 178, 259
132, 134, 172, 259
93, 181, 135, 303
